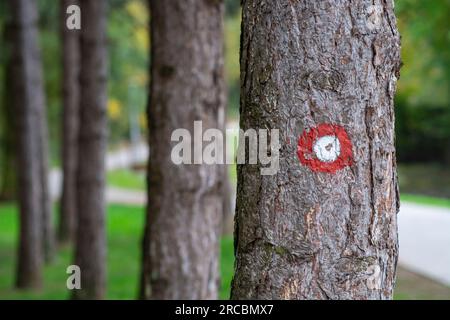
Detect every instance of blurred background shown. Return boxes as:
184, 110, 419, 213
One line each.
0, 0, 449, 299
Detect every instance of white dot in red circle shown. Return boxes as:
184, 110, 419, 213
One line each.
297, 123, 353, 173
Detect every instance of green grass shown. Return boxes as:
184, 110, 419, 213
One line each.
220, 236, 234, 299
0, 203, 146, 299
107, 169, 146, 191
401, 194, 450, 209
0, 203, 234, 299
229, 163, 237, 185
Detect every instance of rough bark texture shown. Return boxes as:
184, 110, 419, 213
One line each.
140, 0, 225, 299
59, 0, 80, 244
232, 0, 401, 300
7, 0, 45, 288
73, 0, 107, 300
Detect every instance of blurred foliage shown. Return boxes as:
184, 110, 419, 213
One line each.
394, 0, 450, 164
38, 2, 62, 164
0, 1, 8, 194
225, 4, 241, 120
225, 0, 240, 18
0, 2, 19, 197
108, 0, 148, 145
395, 0, 449, 105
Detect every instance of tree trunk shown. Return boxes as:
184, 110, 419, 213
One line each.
58, 0, 80, 245
7, 0, 46, 289
140, 0, 225, 299
232, 0, 401, 300
73, 0, 107, 300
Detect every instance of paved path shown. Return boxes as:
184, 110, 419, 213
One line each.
398, 202, 450, 286
106, 187, 146, 206
49, 142, 148, 201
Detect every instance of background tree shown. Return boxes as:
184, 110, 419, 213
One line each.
232, 0, 401, 299
7, 0, 48, 288
58, 0, 80, 244
73, 0, 108, 300
140, 0, 226, 299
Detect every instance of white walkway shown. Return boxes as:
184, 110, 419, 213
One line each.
49, 142, 148, 202
398, 202, 450, 286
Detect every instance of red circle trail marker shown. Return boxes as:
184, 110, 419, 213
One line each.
297, 123, 353, 173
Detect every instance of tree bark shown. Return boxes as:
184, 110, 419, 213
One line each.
59, 0, 80, 245
7, 0, 46, 288
73, 0, 107, 300
140, 0, 225, 299
232, 0, 401, 300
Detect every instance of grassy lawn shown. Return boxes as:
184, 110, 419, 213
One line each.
400, 194, 450, 209
107, 169, 146, 191
0, 204, 145, 299
0, 203, 234, 299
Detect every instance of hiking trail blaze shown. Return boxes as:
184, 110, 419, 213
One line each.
297, 123, 353, 173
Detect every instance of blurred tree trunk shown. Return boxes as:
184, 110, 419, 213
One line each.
232, 0, 401, 299
58, 0, 80, 245
140, 0, 225, 299
7, 0, 46, 288
73, 0, 108, 300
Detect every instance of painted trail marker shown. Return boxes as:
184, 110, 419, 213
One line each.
297, 123, 353, 173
